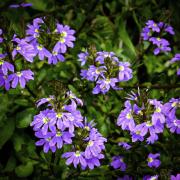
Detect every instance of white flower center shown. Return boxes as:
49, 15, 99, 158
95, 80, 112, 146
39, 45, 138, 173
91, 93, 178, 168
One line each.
119, 65, 125, 71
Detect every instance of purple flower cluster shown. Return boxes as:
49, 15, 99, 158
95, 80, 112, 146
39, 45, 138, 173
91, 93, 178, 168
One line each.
0, 53, 34, 90
79, 51, 133, 94
62, 126, 106, 170
31, 91, 83, 152
31, 91, 106, 170
163, 98, 180, 134
25, 17, 76, 64
169, 53, 180, 76
0, 17, 76, 90
141, 20, 174, 55
117, 98, 166, 144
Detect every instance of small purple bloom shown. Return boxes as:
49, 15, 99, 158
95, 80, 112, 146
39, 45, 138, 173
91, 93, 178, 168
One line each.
170, 54, 180, 63
92, 78, 119, 94
95, 51, 118, 64
62, 151, 87, 169
147, 153, 161, 168
78, 51, 89, 66
12, 36, 36, 62
66, 91, 83, 106
164, 25, 175, 35
111, 156, 126, 171
36, 96, 54, 107
8, 69, 34, 88
35, 44, 52, 60
84, 127, 107, 159
30, 109, 56, 135
26, 18, 44, 42
0, 70, 11, 90
118, 62, 133, 81
0, 54, 14, 75
53, 24, 76, 53
171, 174, 180, 180
143, 175, 158, 180
117, 100, 136, 131
9, 3, 32, 8
146, 20, 160, 32
48, 50, 65, 64
35, 130, 56, 153
141, 27, 151, 40
118, 142, 131, 150
49, 126, 74, 149
84, 155, 104, 170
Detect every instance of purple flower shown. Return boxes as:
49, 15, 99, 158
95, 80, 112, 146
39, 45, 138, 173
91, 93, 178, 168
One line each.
118, 62, 133, 81
8, 70, 34, 88
149, 99, 166, 125
0, 54, 14, 75
12, 36, 36, 62
146, 20, 160, 32
166, 116, 180, 134
30, 109, 56, 135
134, 121, 163, 144
0, 29, 3, 43
164, 25, 175, 35
9, 3, 32, 8
49, 126, 74, 149
149, 37, 169, 47
35, 131, 56, 153
95, 51, 118, 64
92, 78, 119, 94
62, 151, 87, 169
78, 51, 89, 66
36, 96, 55, 107
34, 44, 52, 60
170, 54, 180, 63
26, 18, 44, 42
53, 24, 76, 53
0, 70, 11, 90
118, 142, 131, 150
143, 175, 158, 180
117, 100, 136, 131
131, 131, 144, 142
141, 27, 151, 40
169, 54, 180, 75
84, 155, 104, 170
81, 65, 106, 81
111, 156, 126, 171
48, 50, 65, 64
171, 174, 180, 180
66, 91, 83, 106
163, 98, 180, 116
84, 128, 107, 159
147, 153, 161, 168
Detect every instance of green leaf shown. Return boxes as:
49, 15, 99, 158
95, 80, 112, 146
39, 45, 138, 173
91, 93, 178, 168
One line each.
13, 134, 25, 152
0, 119, 15, 149
3, 156, 16, 173
117, 18, 137, 58
15, 162, 34, 178
16, 108, 36, 128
